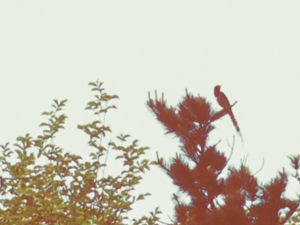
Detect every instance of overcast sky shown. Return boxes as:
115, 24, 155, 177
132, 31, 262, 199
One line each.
1, 0, 300, 222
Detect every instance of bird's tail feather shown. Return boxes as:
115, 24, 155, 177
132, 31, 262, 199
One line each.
229, 110, 243, 141
228, 110, 239, 132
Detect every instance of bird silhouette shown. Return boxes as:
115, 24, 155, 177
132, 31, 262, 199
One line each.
214, 85, 242, 139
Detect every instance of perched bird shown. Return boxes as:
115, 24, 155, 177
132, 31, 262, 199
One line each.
214, 85, 242, 138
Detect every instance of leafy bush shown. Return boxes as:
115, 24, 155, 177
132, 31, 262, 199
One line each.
0, 81, 160, 225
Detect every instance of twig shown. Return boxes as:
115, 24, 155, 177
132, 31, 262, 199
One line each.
253, 158, 265, 176
156, 152, 170, 173
226, 135, 236, 163
210, 101, 238, 122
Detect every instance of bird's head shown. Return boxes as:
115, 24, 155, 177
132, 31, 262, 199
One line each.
214, 85, 221, 96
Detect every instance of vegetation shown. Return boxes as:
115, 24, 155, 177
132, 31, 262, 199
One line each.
1, 80, 299, 225
0, 81, 160, 225
147, 91, 300, 225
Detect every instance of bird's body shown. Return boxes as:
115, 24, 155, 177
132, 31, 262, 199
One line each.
214, 85, 242, 137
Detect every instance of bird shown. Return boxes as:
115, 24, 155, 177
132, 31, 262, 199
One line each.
214, 85, 242, 139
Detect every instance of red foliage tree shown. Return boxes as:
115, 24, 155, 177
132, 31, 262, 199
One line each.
147, 91, 298, 225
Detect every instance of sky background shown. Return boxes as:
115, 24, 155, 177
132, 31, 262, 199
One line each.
1, 0, 300, 222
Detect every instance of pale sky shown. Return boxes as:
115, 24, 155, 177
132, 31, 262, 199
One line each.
1, 0, 300, 222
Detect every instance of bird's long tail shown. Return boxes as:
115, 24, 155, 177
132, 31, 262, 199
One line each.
228, 110, 239, 132
228, 110, 243, 141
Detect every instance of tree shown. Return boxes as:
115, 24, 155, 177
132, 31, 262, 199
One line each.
0, 81, 161, 225
147, 90, 299, 225
284, 155, 300, 225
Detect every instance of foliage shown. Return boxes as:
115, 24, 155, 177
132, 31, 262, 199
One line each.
284, 155, 300, 225
0, 81, 160, 225
147, 91, 299, 225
